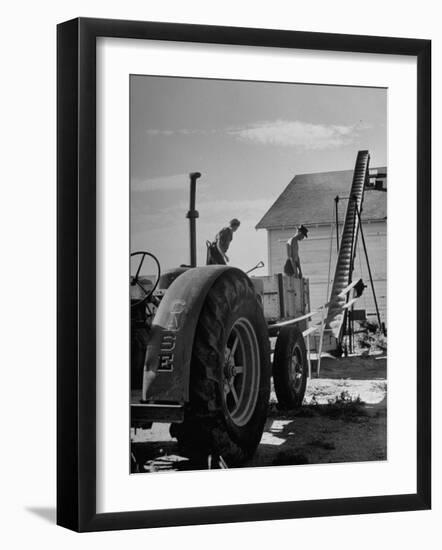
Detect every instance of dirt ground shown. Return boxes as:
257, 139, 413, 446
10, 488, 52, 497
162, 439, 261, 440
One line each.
131, 354, 387, 473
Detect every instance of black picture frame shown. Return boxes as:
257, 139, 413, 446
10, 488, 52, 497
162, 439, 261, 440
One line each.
57, 17, 431, 532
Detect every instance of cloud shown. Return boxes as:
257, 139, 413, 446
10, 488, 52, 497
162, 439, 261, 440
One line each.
228, 120, 368, 150
131, 173, 191, 192
145, 120, 370, 151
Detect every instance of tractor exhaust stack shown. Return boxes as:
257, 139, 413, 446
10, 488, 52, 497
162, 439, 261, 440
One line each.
186, 172, 201, 267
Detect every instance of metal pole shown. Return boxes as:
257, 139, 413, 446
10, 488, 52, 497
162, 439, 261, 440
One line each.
317, 308, 325, 377
344, 197, 358, 351
354, 204, 384, 334
186, 172, 201, 267
334, 195, 340, 253
349, 195, 357, 277
351, 303, 355, 352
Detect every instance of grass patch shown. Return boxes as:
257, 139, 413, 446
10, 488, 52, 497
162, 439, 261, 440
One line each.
319, 391, 368, 421
269, 391, 369, 421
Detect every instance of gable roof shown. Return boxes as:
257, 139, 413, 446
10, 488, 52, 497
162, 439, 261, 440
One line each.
255, 167, 387, 230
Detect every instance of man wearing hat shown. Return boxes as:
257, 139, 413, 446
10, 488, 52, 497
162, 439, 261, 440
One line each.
284, 224, 308, 278
207, 218, 241, 265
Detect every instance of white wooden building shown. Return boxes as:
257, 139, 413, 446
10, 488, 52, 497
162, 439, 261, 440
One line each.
256, 167, 387, 325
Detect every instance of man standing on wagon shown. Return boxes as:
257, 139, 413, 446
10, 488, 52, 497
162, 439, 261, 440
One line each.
207, 218, 241, 265
284, 224, 308, 278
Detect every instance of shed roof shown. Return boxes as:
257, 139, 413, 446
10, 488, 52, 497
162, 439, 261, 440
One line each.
255, 167, 387, 230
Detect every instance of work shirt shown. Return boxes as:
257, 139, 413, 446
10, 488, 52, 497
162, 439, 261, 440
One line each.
287, 236, 300, 262
216, 226, 233, 254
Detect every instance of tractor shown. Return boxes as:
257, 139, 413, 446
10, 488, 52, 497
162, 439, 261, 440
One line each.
130, 172, 309, 467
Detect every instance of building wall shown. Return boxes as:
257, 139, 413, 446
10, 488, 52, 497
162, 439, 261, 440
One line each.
266, 220, 387, 325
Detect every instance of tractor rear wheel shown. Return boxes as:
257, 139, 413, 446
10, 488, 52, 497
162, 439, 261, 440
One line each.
172, 270, 270, 467
273, 326, 308, 409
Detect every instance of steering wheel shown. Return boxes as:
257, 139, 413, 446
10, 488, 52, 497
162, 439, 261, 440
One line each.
130, 251, 161, 308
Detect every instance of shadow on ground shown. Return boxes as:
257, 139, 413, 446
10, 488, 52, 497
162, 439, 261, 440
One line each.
26, 507, 56, 524
132, 397, 386, 472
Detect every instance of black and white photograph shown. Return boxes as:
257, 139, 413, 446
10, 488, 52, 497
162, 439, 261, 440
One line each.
0, 0, 435, 541
129, 75, 388, 473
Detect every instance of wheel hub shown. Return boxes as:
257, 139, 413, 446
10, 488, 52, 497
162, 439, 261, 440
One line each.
290, 345, 303, 392
222, 317, 260, 427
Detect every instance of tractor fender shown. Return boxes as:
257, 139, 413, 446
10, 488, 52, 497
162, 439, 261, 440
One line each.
144, 265, 245, 403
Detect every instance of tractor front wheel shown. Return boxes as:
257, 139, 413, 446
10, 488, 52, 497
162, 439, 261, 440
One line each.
171, 270, 271, 467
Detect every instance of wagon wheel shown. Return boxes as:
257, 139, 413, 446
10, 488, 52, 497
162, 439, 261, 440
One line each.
170, 270, 271, 466
273, 325, 308, 409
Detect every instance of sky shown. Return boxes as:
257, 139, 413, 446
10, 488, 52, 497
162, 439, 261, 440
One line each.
130, 75, 386, 274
